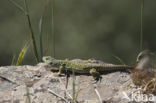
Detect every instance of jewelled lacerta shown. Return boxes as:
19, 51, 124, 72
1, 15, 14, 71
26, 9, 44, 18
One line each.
42, 56, 134, 80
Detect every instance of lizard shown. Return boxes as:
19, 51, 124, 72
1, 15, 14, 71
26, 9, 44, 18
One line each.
42, 56, 134, 80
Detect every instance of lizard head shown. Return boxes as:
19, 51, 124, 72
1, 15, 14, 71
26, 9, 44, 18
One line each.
42, 56, 60, 67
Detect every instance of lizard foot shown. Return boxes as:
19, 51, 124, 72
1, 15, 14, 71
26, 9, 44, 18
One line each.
91, 76, 102, 84
89, 68, 102, 83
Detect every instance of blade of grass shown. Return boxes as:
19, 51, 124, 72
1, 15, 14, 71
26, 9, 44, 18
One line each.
75, 82, 80, 103
140, 0, 144, 51
21, 68, 31, 103
39, 0, 50, 60
7, 0, 25, 13
113, 55, 125, 65
8, 0, 39, 63
16, 42, 29, 66
72, 68, 76, 103
11, 54, 16, 65
39, 16, 43, 61
24, 0, 39, 62
52, 0, 55, 57
25, 86, 31, 103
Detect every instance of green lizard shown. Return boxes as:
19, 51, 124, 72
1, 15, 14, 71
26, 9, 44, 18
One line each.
42, 56, 134, 80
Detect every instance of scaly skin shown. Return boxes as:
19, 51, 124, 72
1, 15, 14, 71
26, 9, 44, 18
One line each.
42, 56, 134, 79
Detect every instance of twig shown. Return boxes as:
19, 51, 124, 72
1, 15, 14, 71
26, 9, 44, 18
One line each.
47, 88, 70, 103
0, 75, 16, 84
94, 84, 103, 103
59, 78, 72, 99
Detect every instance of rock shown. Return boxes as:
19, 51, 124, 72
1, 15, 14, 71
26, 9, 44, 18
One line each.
0, 63, 155, 103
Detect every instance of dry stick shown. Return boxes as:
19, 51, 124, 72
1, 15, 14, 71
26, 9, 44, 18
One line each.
143, 78, 155, 92
64, 89, 72, 100
94, 84, 103, 103
47, 88, 70, 103
0, 75, 16, 84
58, 72, 79, 102
59, 78, 73, 99
154, 79, 156, 89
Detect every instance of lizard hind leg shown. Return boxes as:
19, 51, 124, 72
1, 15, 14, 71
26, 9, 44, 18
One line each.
89, 68, 101, 81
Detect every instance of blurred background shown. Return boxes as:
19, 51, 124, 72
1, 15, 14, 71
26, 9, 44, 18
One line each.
0, 0, 156, 66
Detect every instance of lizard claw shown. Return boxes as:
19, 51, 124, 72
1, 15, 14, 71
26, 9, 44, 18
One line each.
91, 76, 102, 84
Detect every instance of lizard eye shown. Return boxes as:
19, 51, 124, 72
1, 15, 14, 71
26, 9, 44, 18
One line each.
45, 57, 49, 60
49, 61, 53, 65
61, 64, 66, 67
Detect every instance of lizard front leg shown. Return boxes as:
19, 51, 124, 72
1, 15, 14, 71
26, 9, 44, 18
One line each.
89, 68, 101, 80
57, 65, 64, 75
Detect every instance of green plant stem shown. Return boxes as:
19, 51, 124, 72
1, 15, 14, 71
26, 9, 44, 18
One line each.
113, 55, 125, 65
25, 86, 31, 103
11, 55, 16, 65
24, 0, 39, 62
16, 42, 29, 66
72, 68, 76, 103
140, 0, 144, 51
7, 0, 25, 13
39, 0, 50, 60
39, 16, 43, 61
52, 0, 55, 57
